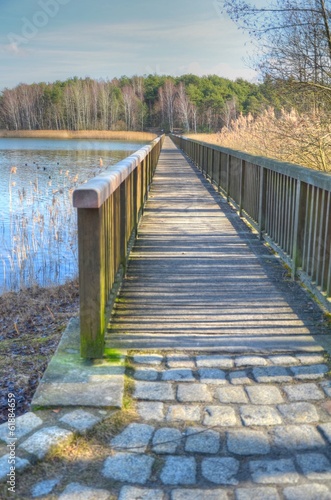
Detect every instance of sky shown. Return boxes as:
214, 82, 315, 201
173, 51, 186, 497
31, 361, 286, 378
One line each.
0, 0, 261, 90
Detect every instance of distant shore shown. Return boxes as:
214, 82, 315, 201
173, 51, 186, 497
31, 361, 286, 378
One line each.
0, 130, 158, 141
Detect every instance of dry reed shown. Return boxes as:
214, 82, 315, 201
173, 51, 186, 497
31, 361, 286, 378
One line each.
0, 130, 157, 141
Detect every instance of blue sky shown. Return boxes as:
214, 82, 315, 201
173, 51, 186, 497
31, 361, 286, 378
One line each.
0, 0, 260, 90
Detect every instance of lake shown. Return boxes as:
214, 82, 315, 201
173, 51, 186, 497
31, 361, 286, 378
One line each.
0, 138, 145, 292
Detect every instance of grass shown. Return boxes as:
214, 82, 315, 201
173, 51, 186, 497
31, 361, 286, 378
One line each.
0, 130, 157, 142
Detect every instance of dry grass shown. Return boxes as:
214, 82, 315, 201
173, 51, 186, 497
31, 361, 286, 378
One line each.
0, 130, 157, 141
0, 280, 79, 424
187, 109, 331, 172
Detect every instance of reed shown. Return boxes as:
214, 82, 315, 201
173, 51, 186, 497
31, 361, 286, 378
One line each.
0, 130, 157, 141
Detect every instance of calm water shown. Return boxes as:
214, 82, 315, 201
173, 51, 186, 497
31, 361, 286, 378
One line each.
0, 138, 145, 292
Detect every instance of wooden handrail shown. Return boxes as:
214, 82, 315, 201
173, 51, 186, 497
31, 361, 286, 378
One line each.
73, 135, 164, 358
171, 134, 331, 311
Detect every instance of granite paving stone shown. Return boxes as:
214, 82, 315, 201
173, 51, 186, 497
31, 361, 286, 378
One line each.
290, 364, 329, 380
133, 355, 164, 365
58, 482, 111, 499
271, 425, 326, 451
201, 457, 239, 485
249, 458, 300, 484
185, 427, 220, 454
268, 355, 299, 366
166, 405, 201, 422
59, 409, 101, 433
160, 456, 196, 485
19, 426, 73, 460
134, 368, 159, 381
152, 427, 182, 454
110, 423, 154, 453
235, 356, 269, 367
318, 422, 331, 443
196, 355, 234, 369
134, 381, 175, 401
137, 402, 164, 421
252, 366, 292, 383
198, 368, 227, 384
277, 402, 319, 423
177, 383, 212, 402
283, 383, 325, 401
166, 356, 195, 368
0, 454, 30, 482
203, 405, 238, 427
31, 477, 61, 498
227, 429, 270, 455
245, 385, 284, 404
119, 486, 164, 500
240, 405, 282, 426
172, 489, 229, 500
295, 452, 331, 480
102, 452, 154, 484
0, 412, 43, 444
321, 381, 331, 397
235, 487, 280, 500
217, 386, 248, 404
283, 484, 331, 500
162, 369, 195, 381
229, 371, 252, 385
296, 354, 326, 364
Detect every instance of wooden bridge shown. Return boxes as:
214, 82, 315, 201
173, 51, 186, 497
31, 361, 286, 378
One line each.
73, 135, 331, 358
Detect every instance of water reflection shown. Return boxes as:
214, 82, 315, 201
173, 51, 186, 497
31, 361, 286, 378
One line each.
0, 138, 144, 292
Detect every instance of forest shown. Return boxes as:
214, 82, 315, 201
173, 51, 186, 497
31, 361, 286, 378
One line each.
0, 74, 275, 133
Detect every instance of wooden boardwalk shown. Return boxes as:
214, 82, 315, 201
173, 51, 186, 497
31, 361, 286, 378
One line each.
106, 137, 329, 353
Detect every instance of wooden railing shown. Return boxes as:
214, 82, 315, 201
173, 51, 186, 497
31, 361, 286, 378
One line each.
171, 134, 331, 312
73, 135, 164, 358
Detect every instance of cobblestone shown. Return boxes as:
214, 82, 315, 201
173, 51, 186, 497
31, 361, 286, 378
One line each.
235, 487, 280, 500
59, 409, 101, 433
166, 405, 201, 422
295, 452, 331, 480
290, 364, 329, 380
0, 412, 43, 444
229, 370, 252, 385
177, 383, 212, 402
185, 427, 221, 454
235, 356, 269, 367
245, 385, 284, 404
133, 355, 163, 365
137, 402, 164, 421
119, 486, 164, 500
227, 429, 270, 455
249, 458, 300, 484
268, 355, 299, 366
201, 457, 239, 485
240, 405, 282, 426
283, 483, 331, 500
166, 355, 195, 368
134, 368, 159, 381
196, 355, 234, 369
160, 456, 196, 485
102, 452, 154, 484
134, 381, 175, 401
162, 369, 195, 381
283, 383, 325, 401
217, 386, 248, 404
271, 425, 326, 451
318, 422, 331, 443
110, 423, 154, 452
296, 354, 326, 364
152, 427, 182, 454
203, 405, 238, 426
19, 426, 73, 460
252, 366, 292, 383
277, 402, 319, 423
58, 482, 111, 499
198, 368, 227, 384
172, 489, 229, 499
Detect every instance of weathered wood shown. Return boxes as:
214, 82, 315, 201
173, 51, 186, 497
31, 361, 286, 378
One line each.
74, 136, 164, 358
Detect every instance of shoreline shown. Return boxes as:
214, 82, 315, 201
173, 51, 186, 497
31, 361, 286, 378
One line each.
0, 130, 158, 141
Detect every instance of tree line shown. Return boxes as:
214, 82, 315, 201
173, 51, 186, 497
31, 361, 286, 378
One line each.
0, 74, 275, 133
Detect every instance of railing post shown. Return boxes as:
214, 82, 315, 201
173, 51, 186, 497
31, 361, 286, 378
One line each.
226, 154, 230, 201
292, 180, 307, 279
77, 207, 105, 358
258, 167, 267, 240
239, 159, 245, 217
